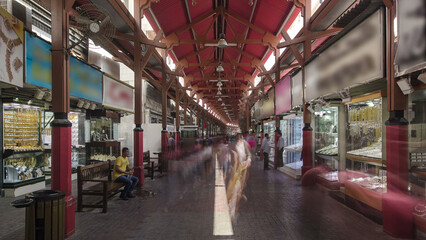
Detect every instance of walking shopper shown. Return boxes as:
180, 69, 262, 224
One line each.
113, 147, 139, 200
261, 134, 271, 170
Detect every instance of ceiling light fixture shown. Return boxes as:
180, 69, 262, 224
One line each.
217, 33, 227, 48
83, 101, 90, 109
396, 77, 414, 95
417, 72, 426, 84
34, 89, 45, 100
77, 99, 85, 108
216, 62, 224, 72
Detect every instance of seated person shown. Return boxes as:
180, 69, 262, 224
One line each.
113, 147, 139, 200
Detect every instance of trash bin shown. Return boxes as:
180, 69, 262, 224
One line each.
11, 190, 65, 240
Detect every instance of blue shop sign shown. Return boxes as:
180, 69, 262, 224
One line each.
25, 32, 102, 103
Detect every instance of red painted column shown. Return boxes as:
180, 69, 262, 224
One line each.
133, 0, 144, 188
161, 130, 168, 153
175, 131, 180, 151
274, 116, 280, 169
301, 124, 313, 175
133, 126, 144, 186
274, 129, 279, 169
51, 117, 74, 237
382, 112, 413, 238
50, 0, 74, 237
260, 122, 264, 161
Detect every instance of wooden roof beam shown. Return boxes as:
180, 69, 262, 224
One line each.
277, 28, 342, 48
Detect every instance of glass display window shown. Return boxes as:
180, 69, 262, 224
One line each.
314, 106, 339, 169
408, 88, 426, 199
85, 111, 121, 165
3, 152, 45, 184
346, 98, 383, 159
3, 103, 43, 152
41, 111, 86, 170
90, 117, 117, 142
280, 115, 303, 171
264, 120, 276, 162
345, 95, 386, 178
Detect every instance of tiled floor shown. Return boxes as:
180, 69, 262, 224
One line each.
0, 146, 422, 240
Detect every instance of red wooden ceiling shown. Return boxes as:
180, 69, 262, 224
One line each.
144, 0, 297, 120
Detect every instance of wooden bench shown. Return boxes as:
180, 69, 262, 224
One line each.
144, 150, 164, 179
77, 161, 124, 213
143, 151, 155, 179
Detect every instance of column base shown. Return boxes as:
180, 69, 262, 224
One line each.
161, 130, 168, 153
382, 192, 414, 238
51, 118, 74, 238
301, 165, 312, 175
65, 195, 76, 238
302, 126, 313, 177
134, 127, 144, 187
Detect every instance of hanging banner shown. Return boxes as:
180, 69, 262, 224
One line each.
395, 0, 426, 74
275, 76, 291, 114
291, 71, 303, 108
262, 90, 274, 119
103, 75, 134, 113
305, 10, 383, 102
0, 7, 24, 87
25, 32, 103, 103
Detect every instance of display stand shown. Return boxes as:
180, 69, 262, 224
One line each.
85, 141, 121, 165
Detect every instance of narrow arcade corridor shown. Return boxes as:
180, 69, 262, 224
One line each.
61, 147, 395, 240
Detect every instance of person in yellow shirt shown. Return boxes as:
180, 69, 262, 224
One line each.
113, 147, 139, 200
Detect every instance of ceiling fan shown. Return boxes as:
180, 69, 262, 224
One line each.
204, 33, 237, 48
71, 5, 115, 47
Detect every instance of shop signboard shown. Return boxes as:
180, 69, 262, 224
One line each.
88, 50, 120, 80
262, 90, 275, 119
395, 0, 426, 75
26, 32, 103, 103
70, 57, 103, 103
291, 71, 303, 108
275, 76, 291, 114
103, 75, 134, 113
25, 32, 52, 89
0, 7, 24, 87
305, 10, 383, 102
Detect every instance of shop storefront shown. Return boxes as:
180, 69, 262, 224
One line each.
394, 1, 426, 231
262, 90, 275, 163
274, 76, 303, 178
305, 9, 385, 194
1, 30, 134, 196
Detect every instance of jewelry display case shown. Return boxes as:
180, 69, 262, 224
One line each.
408, 88, 426, 199
280, 115, 303, 170
3, 103, 42, 152
345, 95, 386, 176
264, 120, 275, 162
85, 110, 121, 165
41, 111, 86, 171
3, 152, 45, 185
314, 106, 339, 169
2, 103, 45, 188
